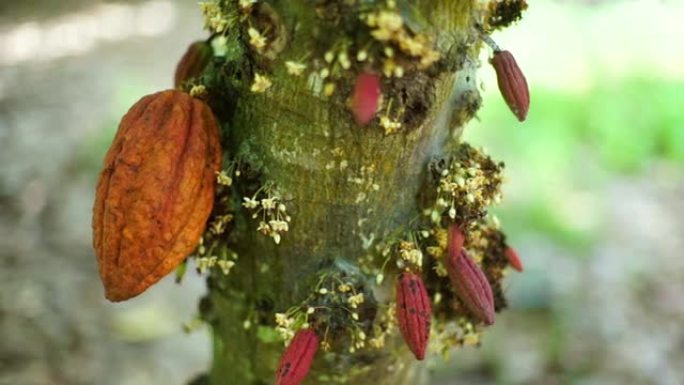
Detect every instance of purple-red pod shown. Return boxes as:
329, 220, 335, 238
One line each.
505, 246, 523, 272
446, 243, 495, 325
351, 71, 381, 125
491, 50, 529, 122
396, 272, 432, 360
275, 328, 320, 385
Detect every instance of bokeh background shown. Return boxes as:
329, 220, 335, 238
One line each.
1, 1, 683, 384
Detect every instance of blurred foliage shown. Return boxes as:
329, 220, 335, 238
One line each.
467, 76, 684, 250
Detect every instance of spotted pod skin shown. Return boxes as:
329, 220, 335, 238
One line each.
396, 272, 432, 360
275, 328, 320, 385
446, 227, 496, 325
174, 40, 213, 88
491, 50, 529, 122
351, 71, 381, 126
505, 246, 523, 272
92, 90, 222, 302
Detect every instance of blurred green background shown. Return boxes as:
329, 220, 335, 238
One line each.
1, 1, 683, 385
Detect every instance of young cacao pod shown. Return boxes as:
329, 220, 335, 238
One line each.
351, 71, 381, 126
505, 246, 523, 272
174, 40, 213, 88
448, 223, 465, 253
396, 271, 432, 360
446, 228, 495, 325
275, 328, 320, 385
92, 90, 222, 301
491, 50, 529, 122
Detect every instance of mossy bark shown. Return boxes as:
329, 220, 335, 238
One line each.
200, 1, 485, 384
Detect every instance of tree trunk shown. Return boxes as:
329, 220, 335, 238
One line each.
192, 1, 500, 384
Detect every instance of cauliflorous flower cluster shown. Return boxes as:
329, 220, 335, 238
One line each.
243, 183, 291, 244
427, 143, 504, 226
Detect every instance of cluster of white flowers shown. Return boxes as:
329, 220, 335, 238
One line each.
243, 187, 291, 244
195, 236, 238, 276
428, 144, 504, 226
348, 328, 367, 353
431, 317, 483, 356
198, 1, 229, 33
274, 312, 297, 343
196, 256, 235, 275
189, 84, 207, 98
364, 5, 440, 76
397, 241, 423, 269
368, 303, 397, 350
347, 292, 365, 309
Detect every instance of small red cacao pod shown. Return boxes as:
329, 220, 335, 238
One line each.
446, 247, 496, 325
275, 328, 320, 385
92, 90, 222, 301
491, 50, 529, 122
505, 246, 523, 272
351, 71, 381, 125
174, 40, 213, 88
447, 223, 465, 253
396, 272, 432, 360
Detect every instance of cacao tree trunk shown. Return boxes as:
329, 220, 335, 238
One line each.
195, 1, 489, 384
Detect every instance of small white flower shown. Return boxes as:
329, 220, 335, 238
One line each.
269, 219, 289, 233
251, 73, 272, 93
216, 170, 233, 186
348, 293, 365, 309
261, 197, 276, 210
285, 61, 307, 76
243, 196, 259, 209
248, 27, 266, 50
257, 221, 270, 234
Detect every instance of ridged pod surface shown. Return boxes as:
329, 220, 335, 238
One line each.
396, 272, 432, 360
174, 40, 213, 88
448, 223, 465, 253
446, 226, 496, 325
275, 328, 320, 385
491, 50, 530, 122
92, 90, 222, 301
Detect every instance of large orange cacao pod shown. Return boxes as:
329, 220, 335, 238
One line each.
92, 90, 221, 302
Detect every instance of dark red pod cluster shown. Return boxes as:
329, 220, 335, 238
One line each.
491, 50, 529, 122
446, 224, 496, 325
275, 328, 320, 385
505, 246, 523, 272
174, 40, 213, 88
351, 71, 381, 126
396, 271, 432, 360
